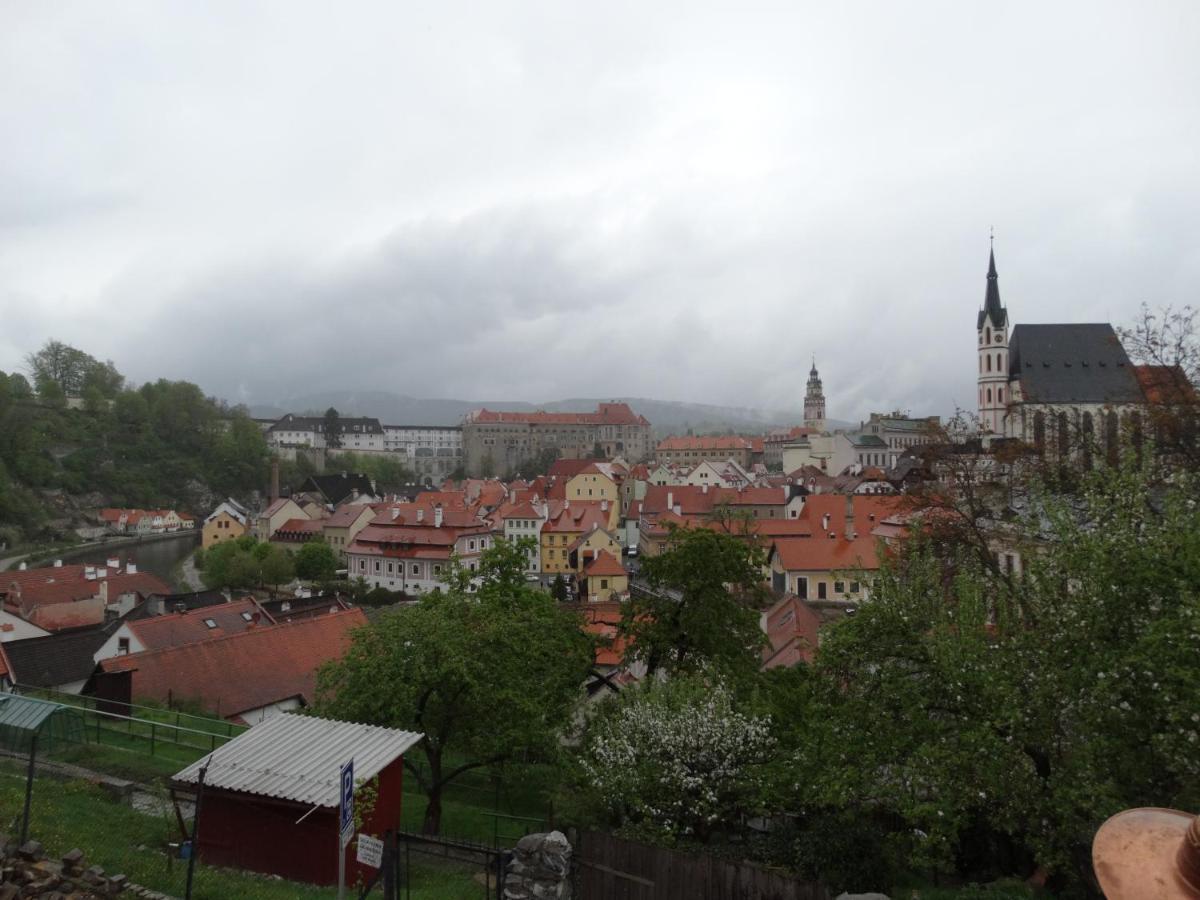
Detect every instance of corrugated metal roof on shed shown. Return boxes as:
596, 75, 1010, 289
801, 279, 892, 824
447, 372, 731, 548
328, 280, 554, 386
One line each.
172, 714, 422, 807
0, 694, 62, 732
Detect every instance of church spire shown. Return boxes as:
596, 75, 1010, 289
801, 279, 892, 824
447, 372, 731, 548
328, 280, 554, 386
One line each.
978, 241, 1007, 329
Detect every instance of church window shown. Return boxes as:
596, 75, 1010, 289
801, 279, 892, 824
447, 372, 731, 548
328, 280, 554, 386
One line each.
998, 388, 1003, 403
1057, 412, 1070, 458
1033, 412, 1046, 453
995, 332, 1003, 344
1082, 413, 1095, 469
996, 353, 1002, 371
986, 388, 992, 403
986, 355, 992, 372
986, 327, 992, 343
1105, 411, 1119, 466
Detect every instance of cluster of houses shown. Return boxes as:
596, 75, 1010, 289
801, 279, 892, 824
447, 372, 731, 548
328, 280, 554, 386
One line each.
0, 551, 364, 725
97, 507, 196, 535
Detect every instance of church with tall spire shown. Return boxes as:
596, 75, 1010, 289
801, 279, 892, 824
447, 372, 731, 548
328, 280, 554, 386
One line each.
804, 359, 826, 429
974, 240, 1147, 449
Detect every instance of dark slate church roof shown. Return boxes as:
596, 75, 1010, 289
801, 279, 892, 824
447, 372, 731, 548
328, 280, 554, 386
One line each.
1008, 323, 1144, 404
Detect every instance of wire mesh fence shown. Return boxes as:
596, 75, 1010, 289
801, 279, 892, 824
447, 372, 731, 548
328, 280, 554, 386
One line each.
0, 693, 533, 899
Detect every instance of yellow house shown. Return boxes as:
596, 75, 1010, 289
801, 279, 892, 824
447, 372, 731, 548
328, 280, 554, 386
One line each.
322, 505, 376, 560
567, 525, 624, 576
581, 550, 629, 602
565, 466, 621, 526
540, 503, 610, 575
202, 500, 249, 550
254, 497, 311, 542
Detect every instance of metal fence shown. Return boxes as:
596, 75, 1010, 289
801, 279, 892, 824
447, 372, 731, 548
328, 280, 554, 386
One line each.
572, 830, 829, 900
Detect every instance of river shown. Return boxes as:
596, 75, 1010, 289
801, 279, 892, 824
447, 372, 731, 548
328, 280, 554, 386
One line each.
59, 532, 201, 587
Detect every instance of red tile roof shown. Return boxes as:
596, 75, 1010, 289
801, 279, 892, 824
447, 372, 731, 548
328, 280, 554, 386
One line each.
548, 459, 597, 478
1134, 364, 1197, 405
468, 402, 648, 427
583, 551, 626, 578
542, 503, 610, 535
99, 608, 368, 718
126, 599, 269, 651
762, 594, 823, 668
657, 435, 753, 451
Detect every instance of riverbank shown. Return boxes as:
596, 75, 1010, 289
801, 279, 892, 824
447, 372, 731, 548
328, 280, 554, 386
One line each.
0, 530, 200, 574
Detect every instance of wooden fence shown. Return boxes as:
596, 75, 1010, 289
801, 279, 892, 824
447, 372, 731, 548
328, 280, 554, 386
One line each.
573, 830, 829, 900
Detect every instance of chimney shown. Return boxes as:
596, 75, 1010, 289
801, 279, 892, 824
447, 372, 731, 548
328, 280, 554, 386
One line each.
395, 508, 403, 521
17, 562, 26, 571
415, 508, 423, 523
126, 562, 137, 575
281, 600, 291, 613
174, 602, 187, 614
434, 506, 443, 528
270, 459, 280, 502
845, 495, 855, 539
702, 484, 708, 494
601, 499, 608, 512
666, 491, 674, 511
53, 559, 62, 568
673, 504, 682, 516
85, 566, 96, 581
822, 513, 830, 532
107, 557, 119, 570
351, 487, 360, 501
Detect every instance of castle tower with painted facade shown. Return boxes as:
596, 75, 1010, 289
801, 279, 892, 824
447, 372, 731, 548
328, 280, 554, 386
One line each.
804, 360, 826, 429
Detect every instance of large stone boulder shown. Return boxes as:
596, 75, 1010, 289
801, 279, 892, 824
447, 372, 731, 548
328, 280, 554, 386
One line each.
504, 831, 572, 899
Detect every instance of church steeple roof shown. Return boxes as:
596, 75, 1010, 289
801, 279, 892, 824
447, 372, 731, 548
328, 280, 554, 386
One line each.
977, 244, 1007, 330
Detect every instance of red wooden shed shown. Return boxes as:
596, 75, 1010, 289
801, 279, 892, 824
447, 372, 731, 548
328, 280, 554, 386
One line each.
172, 713, 422, 886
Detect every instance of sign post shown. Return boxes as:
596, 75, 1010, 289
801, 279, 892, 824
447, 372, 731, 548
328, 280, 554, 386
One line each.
338, 759, 354, 900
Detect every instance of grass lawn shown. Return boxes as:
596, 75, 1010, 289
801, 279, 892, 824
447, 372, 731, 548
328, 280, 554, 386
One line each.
0, 761, 481, 900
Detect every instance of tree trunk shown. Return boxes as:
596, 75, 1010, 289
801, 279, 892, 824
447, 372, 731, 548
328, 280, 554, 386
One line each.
422, 788, 443, 835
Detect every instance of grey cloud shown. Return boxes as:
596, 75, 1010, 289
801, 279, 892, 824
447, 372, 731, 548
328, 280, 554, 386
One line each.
2, 0, 1199, 424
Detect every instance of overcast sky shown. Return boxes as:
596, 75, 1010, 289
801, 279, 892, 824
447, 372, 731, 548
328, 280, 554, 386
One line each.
2, 1, 1198, 422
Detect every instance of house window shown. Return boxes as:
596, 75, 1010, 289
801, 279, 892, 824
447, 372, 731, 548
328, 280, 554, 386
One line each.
412, 564, 420, 575
601, 579, 608, 589
117, 637, 130, 655
796, 576, 808, 599
374, 561, 380, 573
817, 582, 827, 600
469, 540, 476, 551
834, 581, 845, 594
850, 581, 860, 594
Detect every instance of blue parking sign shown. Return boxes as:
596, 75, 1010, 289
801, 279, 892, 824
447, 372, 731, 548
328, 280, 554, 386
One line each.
339, 759, 354, 842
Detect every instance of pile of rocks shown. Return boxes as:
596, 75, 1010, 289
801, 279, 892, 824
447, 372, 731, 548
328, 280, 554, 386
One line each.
503, 831, 572, 900
0, 836, 128, 898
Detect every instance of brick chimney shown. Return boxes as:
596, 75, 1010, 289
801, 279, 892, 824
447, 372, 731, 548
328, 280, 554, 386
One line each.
270, 459, 280, 502
434, 506, 443, 528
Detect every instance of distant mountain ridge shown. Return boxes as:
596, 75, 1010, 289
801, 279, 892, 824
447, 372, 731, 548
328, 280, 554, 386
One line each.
247, 391, 852, 434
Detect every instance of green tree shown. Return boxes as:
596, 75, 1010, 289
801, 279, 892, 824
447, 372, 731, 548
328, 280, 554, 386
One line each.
620, 526, 768, 679
295, 539, 338, 582
778, 464, 1200, 891
550, 573, 568, 601
575, 675, 775, 843
259, 545, 295, 594
323, 407, 342, 449
316, 540, 594, 834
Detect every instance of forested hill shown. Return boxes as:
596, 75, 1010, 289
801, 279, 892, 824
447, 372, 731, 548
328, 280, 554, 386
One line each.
0, 340, 270, 545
